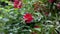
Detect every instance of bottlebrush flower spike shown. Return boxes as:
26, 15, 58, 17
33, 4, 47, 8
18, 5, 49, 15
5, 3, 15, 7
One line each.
17, 1, 22, 8
23, 13, 33, 23
48, 0, 55, 3
57, 2, 60, 9
14, 1, 19, 8
14, 0, 22, 9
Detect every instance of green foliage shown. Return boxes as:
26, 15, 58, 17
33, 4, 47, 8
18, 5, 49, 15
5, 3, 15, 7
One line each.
0, 0, 60, 34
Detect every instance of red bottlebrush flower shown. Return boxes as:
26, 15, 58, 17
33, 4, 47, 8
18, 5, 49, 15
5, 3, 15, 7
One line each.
14, 1, 19, 8
48, 0, 55, 3
14, 0, 22, 9
17, 1, 22, 8
23, 13, 33, 23
34, 25, 40, 28
57, 2, 60, 9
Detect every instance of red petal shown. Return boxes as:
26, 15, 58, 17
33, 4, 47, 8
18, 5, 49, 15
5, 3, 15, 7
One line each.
23, 13, 33, 23
17, 1, 22, 8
